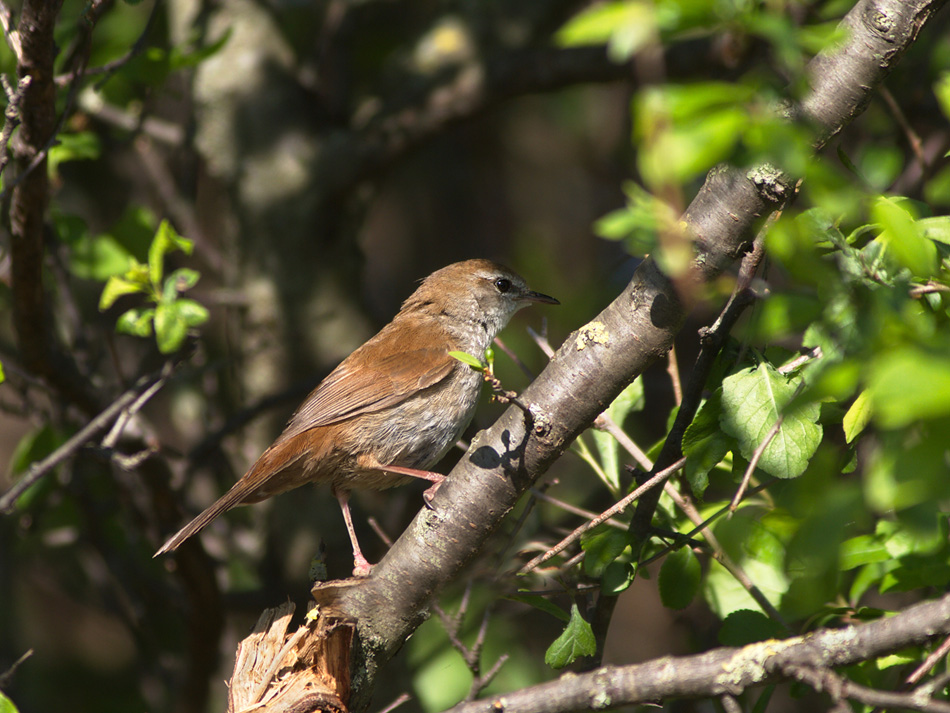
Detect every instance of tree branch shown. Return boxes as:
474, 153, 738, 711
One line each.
7, 0, 100, 414
441, 592, 950, 713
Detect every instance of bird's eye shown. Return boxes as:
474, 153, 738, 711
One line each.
494, 278, 512, 293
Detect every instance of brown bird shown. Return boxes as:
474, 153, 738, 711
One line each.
155, 260, 558, 575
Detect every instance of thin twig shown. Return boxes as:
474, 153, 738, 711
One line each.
375, 693, 412, 713
0, 75, 31, 180
729, 418, 782, 513
594, 413, 653, 471
519, 457, 687, 574
367, 517, 394, 548
0, 648, 32, 688
906, 635, 950, 687
879, 86, 927, 169
640, 479, 776, 567
102, 366, 171, 448
666, 483, 790, 631
529, 488, 627, 531
730, 376, 805, 512
493, 336, 535, 379
783, 664, 950, 713
776, 346, 822, 374
667, 345, 682, 405
0, 364, 173, 513
54, 0, 161, 87
0, 1, 21, 60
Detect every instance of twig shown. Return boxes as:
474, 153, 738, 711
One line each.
529, 488, 627, 531
630, 233, 767, 541
730, 376, 805, 512
593, 413, 653, 471
729, 418, 783, 513
776, 346, 822, 374
493, 336, 535, 379
667, 345, 682, 405
640, 479, 776, 567
0, 364, 173, 513
0, 648, 32, 688
526, 325, 555, 358
666, 483, 790, 631
54, 0, 161, 87
905, 635, 950, 687
102, 364, 172, 448
375, 693, 412, 713
0, 1, 21, 60
879, 86, 927, 169
782, 664, 950, 713
909, 281, 950, 298
367, 517, 394, 548
519, 457, 687, 574
0, 74, 31, 180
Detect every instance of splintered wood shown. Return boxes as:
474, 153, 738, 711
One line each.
228, 601, 355, 713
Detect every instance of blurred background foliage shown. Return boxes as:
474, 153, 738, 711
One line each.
0, 1, 949, 712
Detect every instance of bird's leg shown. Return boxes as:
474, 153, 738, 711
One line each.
333, 487, 373, 577
378, 465, 446, 504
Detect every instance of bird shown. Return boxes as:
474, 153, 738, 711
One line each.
155, 259, 558, 576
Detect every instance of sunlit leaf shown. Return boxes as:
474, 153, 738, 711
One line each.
449, 350, 486, 370
842, 389, 872, 443
154, 301, 188, 353
116, 307, 155, 337
544, 604, 595, 669
868, 347, 950, 428
99, 275, 147, 310
720, 363, 822, 479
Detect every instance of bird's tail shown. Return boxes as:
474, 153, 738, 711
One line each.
153, 482, 250, 557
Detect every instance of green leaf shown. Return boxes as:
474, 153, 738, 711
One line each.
601, 561, 636, 595
720, 364, 822, 479
704, 508, 790, 618
658, 546, 701, 610
48, 131, 100, 177
148, 220, 193, 289
175, 298, 210, 328
839, 534, 890, 570
842, 390, 872, 443
116, 307, 155, 337
935, 72, 950, 122
868, 347, 950, 428
918, 216, 950, 244
168, 28, 232, 70
682, 390, 734, 497
449, 351, 486, 370
507, 594, 570, 623
718, 610, 785, 646
0, 690, 21, 713
873, 196, 937, 278
0, 359, 5, 384
99, 275, 148, 311
154, 301, 188, 353
166, 267, 201, 292
581, 525, 629, 578
544, 603, 596, 669
557, 2, 657, 62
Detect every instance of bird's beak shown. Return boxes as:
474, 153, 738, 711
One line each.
519, 289, 560, 306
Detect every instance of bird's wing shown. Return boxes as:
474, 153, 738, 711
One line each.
275, 319, 462, 443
